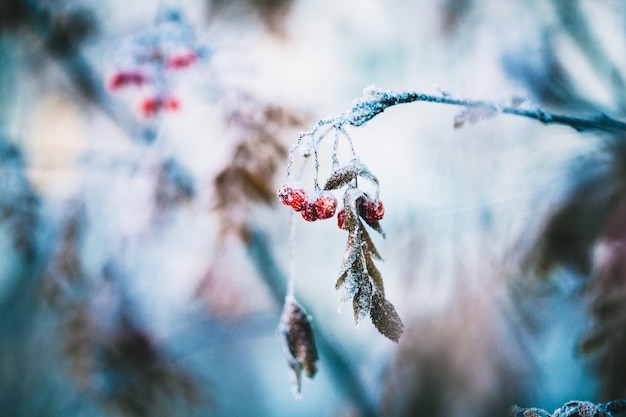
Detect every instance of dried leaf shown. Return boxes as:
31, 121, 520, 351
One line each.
335, 271, 348, 291
324, 159, 378, 191
365, 252, 384, 294
278, 297, 319, 397
370, 290, 404, 342
453, 105, 498, 129
361, 227, 382, 260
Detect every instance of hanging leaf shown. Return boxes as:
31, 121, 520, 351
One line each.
278, 297, 319, 397
361, 227, 382, 260
365, 252, 384, 294
370, 290, 404, 343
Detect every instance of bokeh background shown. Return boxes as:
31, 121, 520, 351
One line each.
2, 1, 626, 416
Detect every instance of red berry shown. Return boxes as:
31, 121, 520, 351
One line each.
140, 96, 181, 117
277, 184, 307, 212
141, 97, 162, 117
108, 70, 147, 90
314, 192, 337, 220
363, 199, 384, 223
166, 52, 198, 69
337, 208, 346, 230
164, 96, 180, 111
301, 202, 318, 222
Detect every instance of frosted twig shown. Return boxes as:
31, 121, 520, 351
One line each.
305, 85, 626, 134
511, 399, 626, 417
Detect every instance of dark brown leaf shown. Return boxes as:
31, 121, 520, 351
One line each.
370, 290, 404, 342
365, 252, 384, 295
324, 159, 378, 191
361, 227, 382, 260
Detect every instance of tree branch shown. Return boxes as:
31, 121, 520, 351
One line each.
314, 86, 626, 133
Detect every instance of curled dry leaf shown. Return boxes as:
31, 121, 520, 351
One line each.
278, 297, 319, 397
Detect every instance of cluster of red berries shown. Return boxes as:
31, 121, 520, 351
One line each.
337, 198, 385, 230
106, 49, 200, 118
277, 184, 385, 228
277, 184, 338, 222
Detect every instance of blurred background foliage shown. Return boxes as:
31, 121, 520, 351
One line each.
2, 0, 626, 416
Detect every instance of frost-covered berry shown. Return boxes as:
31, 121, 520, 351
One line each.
363, 199, 384, 223
277, 184, 308, 212
337, 208, 346, 230
314, 192, 337, 220
301, 203, 318, 222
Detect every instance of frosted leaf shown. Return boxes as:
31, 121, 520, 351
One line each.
338, 235, 362, 278
370, 290, 404, 343
324, 159, 379, 191
337, 269, 367, 304
361, 228, 382, 260
365, 252, 384, 294
278, 297, 319, 397
352, 279, 372, 324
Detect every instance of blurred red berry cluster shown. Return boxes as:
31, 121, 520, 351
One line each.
105, 17, 202, 118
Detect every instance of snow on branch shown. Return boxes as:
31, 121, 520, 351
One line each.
310, 85, 626, 133
511, 399, 626, 417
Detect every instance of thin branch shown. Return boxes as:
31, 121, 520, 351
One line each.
312, 85, 626, 134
